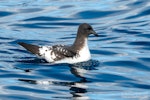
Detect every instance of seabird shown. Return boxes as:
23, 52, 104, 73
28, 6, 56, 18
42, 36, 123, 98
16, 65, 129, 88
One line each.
18, 23, 98, 64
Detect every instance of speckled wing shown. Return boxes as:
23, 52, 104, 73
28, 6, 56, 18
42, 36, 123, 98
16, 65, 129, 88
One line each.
51, 45, 77, 61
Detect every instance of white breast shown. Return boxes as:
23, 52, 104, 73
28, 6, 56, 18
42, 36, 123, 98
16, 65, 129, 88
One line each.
78, 41, 91, 62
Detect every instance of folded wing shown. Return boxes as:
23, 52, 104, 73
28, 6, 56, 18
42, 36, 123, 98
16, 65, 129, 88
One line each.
49, 45, 77, 61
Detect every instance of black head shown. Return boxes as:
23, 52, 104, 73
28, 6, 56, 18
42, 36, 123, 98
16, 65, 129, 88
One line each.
77, 23, 98, 37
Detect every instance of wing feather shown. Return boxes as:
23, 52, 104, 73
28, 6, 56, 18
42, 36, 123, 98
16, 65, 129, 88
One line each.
52, 45, 77, 60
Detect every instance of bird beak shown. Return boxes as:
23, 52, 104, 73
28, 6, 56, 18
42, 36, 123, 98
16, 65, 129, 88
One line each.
91, 30, 99, 37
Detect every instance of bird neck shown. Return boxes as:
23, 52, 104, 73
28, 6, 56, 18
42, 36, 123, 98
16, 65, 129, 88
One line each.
72, 34, 88, 51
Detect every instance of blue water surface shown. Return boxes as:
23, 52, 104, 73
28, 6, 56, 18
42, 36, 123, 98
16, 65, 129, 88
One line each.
0, 0, 150, 100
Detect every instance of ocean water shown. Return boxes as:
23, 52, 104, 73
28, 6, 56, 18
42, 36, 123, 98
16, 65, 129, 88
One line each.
0, 0, 150, 100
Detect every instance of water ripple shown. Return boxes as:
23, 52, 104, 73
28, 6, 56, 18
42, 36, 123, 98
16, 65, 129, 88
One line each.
74, 10, 127, 19
125, 7, 150, 19
5, 86, 54, 94
113, 28, 142, 34
0, 0, 150, 100
0, 94, 50, 100
128, 41, 150, 46
103, 61, 150, 71
18, 8, 43, 13
23, 16, 70, 21
0, 11, 14, 17
120, 82, 150, 90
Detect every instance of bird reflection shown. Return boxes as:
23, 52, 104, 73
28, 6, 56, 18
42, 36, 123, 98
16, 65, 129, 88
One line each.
18, 59, 99, 100
69, 59, 99, 78
68, 60, 99, 99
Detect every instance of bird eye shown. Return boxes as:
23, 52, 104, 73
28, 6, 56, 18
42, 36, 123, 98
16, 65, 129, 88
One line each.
87, 27, 92, 30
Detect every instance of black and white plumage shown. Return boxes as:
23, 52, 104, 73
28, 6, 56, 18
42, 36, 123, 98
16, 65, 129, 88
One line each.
18, 23, 98, 64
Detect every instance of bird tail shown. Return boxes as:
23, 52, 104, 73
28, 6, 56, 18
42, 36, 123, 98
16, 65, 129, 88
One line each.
18, 42, 40, 55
